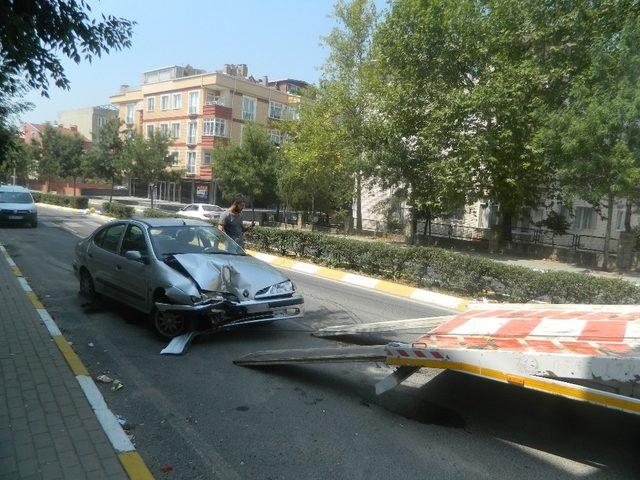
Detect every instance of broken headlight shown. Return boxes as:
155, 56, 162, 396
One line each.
191, 291, 225, 304
255, 280, 294, 298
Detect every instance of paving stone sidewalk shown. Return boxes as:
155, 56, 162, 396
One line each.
0, 255, 127, 479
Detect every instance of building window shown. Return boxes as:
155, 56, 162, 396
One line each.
170, 151, 179, 166
172, 93, 182, 109
269, 130, 283, 145
146, 124, 154, 138
125, 104, 135, 124
616, 209, 626, 231
146, 96, 155, 112
186, 151, 196, 174
268, 101, 285, 120
159, 123, 169, 136
203, 118, 228, 137
205, 91, 221, 106
171, 122, 180, 140
203, 152, 212, 165
161, 95, 170, 110
188, 91, 200, 114
242, 96, 256, 121
574, 206, 596, 230
187, 121, 197, 144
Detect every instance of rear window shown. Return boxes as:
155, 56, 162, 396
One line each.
202, 205, 224, 212
0, 191, 33, 204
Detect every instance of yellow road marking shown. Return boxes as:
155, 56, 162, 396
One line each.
118, 452, 155, 480
316, 267, 347, 281
25, 291, 44, 309
374, 280, 416, 298
53, 336, 89, 376
11, 265, 22, 277
387, 357, 640, 413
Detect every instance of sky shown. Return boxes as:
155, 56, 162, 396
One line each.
21, 0, 386, 124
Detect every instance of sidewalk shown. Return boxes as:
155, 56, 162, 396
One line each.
0, 247, 133, 479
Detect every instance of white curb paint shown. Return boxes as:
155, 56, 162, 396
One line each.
411, 289, 464, 310
4, 255, 16, 267
342, 273, 380, 288
292, 262, 320, 274
36, 309, 62, 336
17, 277, 32, 292
76, 375, 135, 452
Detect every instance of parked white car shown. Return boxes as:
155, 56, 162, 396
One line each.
177, 203, 225, 221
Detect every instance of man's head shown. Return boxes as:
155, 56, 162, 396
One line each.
229, 195, 245, 213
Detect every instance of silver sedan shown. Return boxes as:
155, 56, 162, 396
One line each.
73, 218, 304, 339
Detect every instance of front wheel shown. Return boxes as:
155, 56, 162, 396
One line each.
79, 269, 97, 301
151, 307, 188, 340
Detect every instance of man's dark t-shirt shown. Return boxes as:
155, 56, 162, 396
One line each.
219, 210, 244, 247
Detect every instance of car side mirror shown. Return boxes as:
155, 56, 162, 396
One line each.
124, 250, 143, 262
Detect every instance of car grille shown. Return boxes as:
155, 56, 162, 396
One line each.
1, 209, 30, 214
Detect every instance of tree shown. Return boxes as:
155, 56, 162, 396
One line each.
57, 133, 85, 196
320, 0, 378, 230
213, 122, 279, 220
124, 131, 173, 210
0, 135, 38, 185
86, 117, 127, 202
368, 0, 476, 242
279, 98, 353, 225
0, 0, 135, 97
38, 125, 63, 183
538, 14, 640, 270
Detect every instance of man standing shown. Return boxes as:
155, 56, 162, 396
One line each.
217, 195, 252, 247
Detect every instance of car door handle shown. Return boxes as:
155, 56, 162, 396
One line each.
115, 265, 122, 271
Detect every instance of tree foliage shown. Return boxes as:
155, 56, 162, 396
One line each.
213, 122, 279, 213
0, 0, 135, 96
38, 124, 84, 184
85, 117, 127, 202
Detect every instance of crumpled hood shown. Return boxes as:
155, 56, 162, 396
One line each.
0, 202, 36, 211
171, 253, 288, 300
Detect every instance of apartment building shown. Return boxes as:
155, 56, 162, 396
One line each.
57, 106, 118, 142
109, 64, 307, 181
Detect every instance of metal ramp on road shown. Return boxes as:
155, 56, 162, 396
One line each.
236, 304, 640, 416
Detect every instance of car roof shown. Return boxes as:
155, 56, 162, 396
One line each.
132, 217, 211, 227
0, 185, 31, 193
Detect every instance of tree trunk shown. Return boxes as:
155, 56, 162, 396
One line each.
109, 177, 114, 203
355, 172, 362, 231
73, 177, 77, 197
150, 182, 155, 210
624, 198, 632, 232
501, 210, 513, 242
251, 195, 256, 223
190, 178, 195, 203
603, 193, 614, 270
311, 193, 315, 230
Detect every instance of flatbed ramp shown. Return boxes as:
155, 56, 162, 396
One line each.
236, 304, 640, 415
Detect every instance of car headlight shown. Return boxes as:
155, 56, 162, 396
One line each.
191, 291, 224, 304
256, 280, 294, 297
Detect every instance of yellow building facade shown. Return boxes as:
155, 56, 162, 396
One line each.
109, 65, 305, 181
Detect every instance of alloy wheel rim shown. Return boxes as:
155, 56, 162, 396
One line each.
155, 310, 184, 337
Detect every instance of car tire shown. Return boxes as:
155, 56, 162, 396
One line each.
79, 269, 97, 301
30, 220, 37, 228
151, 307, 188, 340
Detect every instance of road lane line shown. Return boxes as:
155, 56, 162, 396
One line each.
36, 309, 62, 336
17, 276, 32, 292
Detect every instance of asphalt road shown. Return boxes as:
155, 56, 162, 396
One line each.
1, 205, 640, 480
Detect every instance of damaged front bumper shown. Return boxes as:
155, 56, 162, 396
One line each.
155, 295, 305, 328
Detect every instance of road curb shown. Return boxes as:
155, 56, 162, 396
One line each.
245, 249, 469, 312
0, 243, 155, 480
35, 202, 116, 222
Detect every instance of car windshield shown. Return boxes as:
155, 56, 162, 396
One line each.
0, 192, 33, 204
202, 205, 224, 212
148, 225, 245, 256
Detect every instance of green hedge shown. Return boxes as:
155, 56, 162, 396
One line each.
143, 208, 175, 218
102, 202, 134, 219
247, 227, 640, 304
31, 191, 89, 209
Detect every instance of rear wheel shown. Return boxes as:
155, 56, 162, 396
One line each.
151, 307, 188, 340
79, 269, 97, 301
